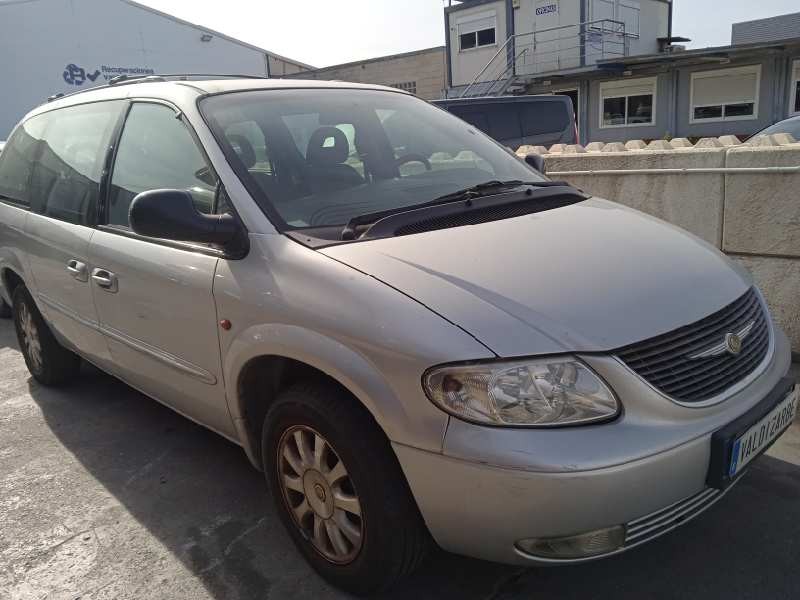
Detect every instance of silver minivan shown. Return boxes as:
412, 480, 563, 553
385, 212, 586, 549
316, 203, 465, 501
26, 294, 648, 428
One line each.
0, 76, 796, 596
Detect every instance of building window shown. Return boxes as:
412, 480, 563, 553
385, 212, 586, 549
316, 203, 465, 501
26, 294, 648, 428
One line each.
390, 81, 417, 95
599, 77, 657, 128
457, 11, 497, 51
791, 60, 800, 116
690, 65, 761, 123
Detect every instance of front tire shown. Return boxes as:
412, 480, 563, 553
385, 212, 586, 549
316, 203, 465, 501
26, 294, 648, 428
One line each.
262, 381, 429, 596
12, 286, 81, 385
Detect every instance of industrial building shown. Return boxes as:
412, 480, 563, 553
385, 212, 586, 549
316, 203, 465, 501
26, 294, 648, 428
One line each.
0, 0, 312, 138
445, 1, 800, 143
287, 47, 448, 101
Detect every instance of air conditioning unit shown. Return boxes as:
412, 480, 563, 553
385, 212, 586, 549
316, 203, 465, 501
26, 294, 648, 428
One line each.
668, 45, 687, 53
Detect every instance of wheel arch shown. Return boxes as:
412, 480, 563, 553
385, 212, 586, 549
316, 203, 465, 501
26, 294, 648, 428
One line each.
1, 265, 26, 305
226, 323, 411, 471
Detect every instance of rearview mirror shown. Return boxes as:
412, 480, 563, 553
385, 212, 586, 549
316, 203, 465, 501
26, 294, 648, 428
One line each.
525, 153, 547, 175
129, 189, 242, 247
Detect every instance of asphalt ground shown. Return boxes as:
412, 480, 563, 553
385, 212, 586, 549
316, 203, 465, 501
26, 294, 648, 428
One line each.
1, 317, 799, 600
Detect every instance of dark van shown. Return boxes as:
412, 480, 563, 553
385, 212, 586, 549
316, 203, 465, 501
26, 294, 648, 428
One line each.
433, 95, 577, 149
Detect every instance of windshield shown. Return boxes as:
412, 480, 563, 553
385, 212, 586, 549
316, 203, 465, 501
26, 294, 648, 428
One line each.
200, 89, 543, 231
754, 117, 800, 139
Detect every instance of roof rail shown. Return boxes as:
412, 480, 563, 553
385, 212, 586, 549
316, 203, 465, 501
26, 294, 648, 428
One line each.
47, 72, 270, 102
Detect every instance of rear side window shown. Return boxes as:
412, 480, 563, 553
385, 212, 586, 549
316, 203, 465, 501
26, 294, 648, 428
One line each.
107, 103, 218, 227
486, 105, 522, 141
0, 115, 48, 207
29, 101, 123, 225
448, 108, 489, 134
520, 102, 569, 136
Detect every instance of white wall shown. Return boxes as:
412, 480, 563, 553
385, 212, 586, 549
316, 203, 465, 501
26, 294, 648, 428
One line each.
448, 0, 508, 86
522, 135, 800, 352
0, 0, 273, 138
517, 0, 669, 74
515, 0, 582, 74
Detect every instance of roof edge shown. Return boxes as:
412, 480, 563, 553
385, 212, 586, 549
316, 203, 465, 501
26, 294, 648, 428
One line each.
292, 46, 446, 75
120, 0, 315, 69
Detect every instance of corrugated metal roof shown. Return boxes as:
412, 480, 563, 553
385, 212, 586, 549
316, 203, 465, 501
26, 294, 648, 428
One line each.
732, 12, 800, 45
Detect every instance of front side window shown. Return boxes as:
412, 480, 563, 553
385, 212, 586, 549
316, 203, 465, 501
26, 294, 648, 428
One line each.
690, 65, 761, 123
0, 115, 48, 207
29, 101, 124, 225
201, 89, 542, 232
600, 78, 656, 128
108, 103, 218, 227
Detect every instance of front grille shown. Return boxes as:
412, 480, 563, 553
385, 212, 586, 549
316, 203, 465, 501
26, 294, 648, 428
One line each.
616, 288, 770, 403
624, 485, 733, 548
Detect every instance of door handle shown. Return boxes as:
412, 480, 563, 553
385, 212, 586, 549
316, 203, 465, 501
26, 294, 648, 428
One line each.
66, 259, 88, 282
91, 268, 118, 293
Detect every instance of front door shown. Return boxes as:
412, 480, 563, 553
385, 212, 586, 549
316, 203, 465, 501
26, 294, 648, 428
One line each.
23, 101, 125, 366
89, 101, 234, 438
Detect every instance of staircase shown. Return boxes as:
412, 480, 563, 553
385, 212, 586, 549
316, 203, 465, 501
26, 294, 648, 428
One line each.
455, 19, 629, 99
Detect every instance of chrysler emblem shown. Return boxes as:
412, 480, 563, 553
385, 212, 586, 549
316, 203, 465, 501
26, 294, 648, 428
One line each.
688, 321, 755, 360
725, 332, 743, 355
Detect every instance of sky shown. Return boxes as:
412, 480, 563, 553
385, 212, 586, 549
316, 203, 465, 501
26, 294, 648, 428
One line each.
136, 0, 800, 68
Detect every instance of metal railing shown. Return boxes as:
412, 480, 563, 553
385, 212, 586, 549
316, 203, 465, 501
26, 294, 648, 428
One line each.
460, 19, 628, 98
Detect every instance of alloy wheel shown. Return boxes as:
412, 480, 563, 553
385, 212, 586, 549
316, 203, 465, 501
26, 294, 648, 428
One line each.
277, 425, 364, 564
18, 302, 43, 371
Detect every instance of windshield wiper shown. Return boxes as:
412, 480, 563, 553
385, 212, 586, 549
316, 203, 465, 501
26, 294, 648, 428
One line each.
427, 179, 568, 205
341, 180, 566, 240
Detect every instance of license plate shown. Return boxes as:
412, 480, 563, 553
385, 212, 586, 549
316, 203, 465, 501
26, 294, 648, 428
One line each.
728, 387, 798, 478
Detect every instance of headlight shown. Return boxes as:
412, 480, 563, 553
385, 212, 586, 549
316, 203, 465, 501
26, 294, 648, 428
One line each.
423, 356, 619, 427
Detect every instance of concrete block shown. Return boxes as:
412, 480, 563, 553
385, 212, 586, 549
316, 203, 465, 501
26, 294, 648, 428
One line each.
718, 135, 742, 147
732, 255, 800, 352
585, 142, 605, 152
669, 138, 694, 148
723, 145, 800, 257
745, 135, 778, 147
548, 144, 567, 154
625, 140, 647, 150
695, 137, 723, 148
602, 142, 628, 152
646, 140, 673, 150
772, 133, 798, 145
543, 149, 726, 245
563, 144, 587, 154
516, 145, 548, 156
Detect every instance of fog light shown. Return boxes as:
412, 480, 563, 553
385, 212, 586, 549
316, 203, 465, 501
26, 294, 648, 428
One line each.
516, 525, 626, 559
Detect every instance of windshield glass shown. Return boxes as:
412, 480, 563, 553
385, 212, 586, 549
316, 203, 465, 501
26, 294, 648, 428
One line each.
755, 117, 800, 139
200, 89, 543, 230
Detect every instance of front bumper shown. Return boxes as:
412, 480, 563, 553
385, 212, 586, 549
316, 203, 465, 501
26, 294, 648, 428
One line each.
393, 327, 793, 565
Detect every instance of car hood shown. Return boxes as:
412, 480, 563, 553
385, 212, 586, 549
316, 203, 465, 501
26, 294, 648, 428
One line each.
320, 198, 751, 357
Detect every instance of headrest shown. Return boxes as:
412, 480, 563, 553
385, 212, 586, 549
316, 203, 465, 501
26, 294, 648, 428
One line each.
307, 127, 349, 165
226, 134, 256, 169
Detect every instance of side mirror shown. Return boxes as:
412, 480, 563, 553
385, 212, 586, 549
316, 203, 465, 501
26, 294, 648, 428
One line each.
525, 153, 547, 175
129, 189, 241, 246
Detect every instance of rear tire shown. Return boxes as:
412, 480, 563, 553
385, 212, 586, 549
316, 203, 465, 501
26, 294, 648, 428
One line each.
262, 381, 429, 596
12, 286, 81, 385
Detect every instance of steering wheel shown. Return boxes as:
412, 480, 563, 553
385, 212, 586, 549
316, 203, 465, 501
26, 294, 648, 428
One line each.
395, 154, 432, 172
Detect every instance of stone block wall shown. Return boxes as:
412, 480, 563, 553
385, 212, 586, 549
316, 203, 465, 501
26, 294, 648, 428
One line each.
516, 135, 800, 354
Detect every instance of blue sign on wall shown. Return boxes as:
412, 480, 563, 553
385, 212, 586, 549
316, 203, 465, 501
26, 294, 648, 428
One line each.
63, 64, 101, 86
62, 63, 155, 86
536, 4, 559, 16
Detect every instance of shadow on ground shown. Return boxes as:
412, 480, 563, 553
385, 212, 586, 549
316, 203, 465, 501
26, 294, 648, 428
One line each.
4, 317, 800, 599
